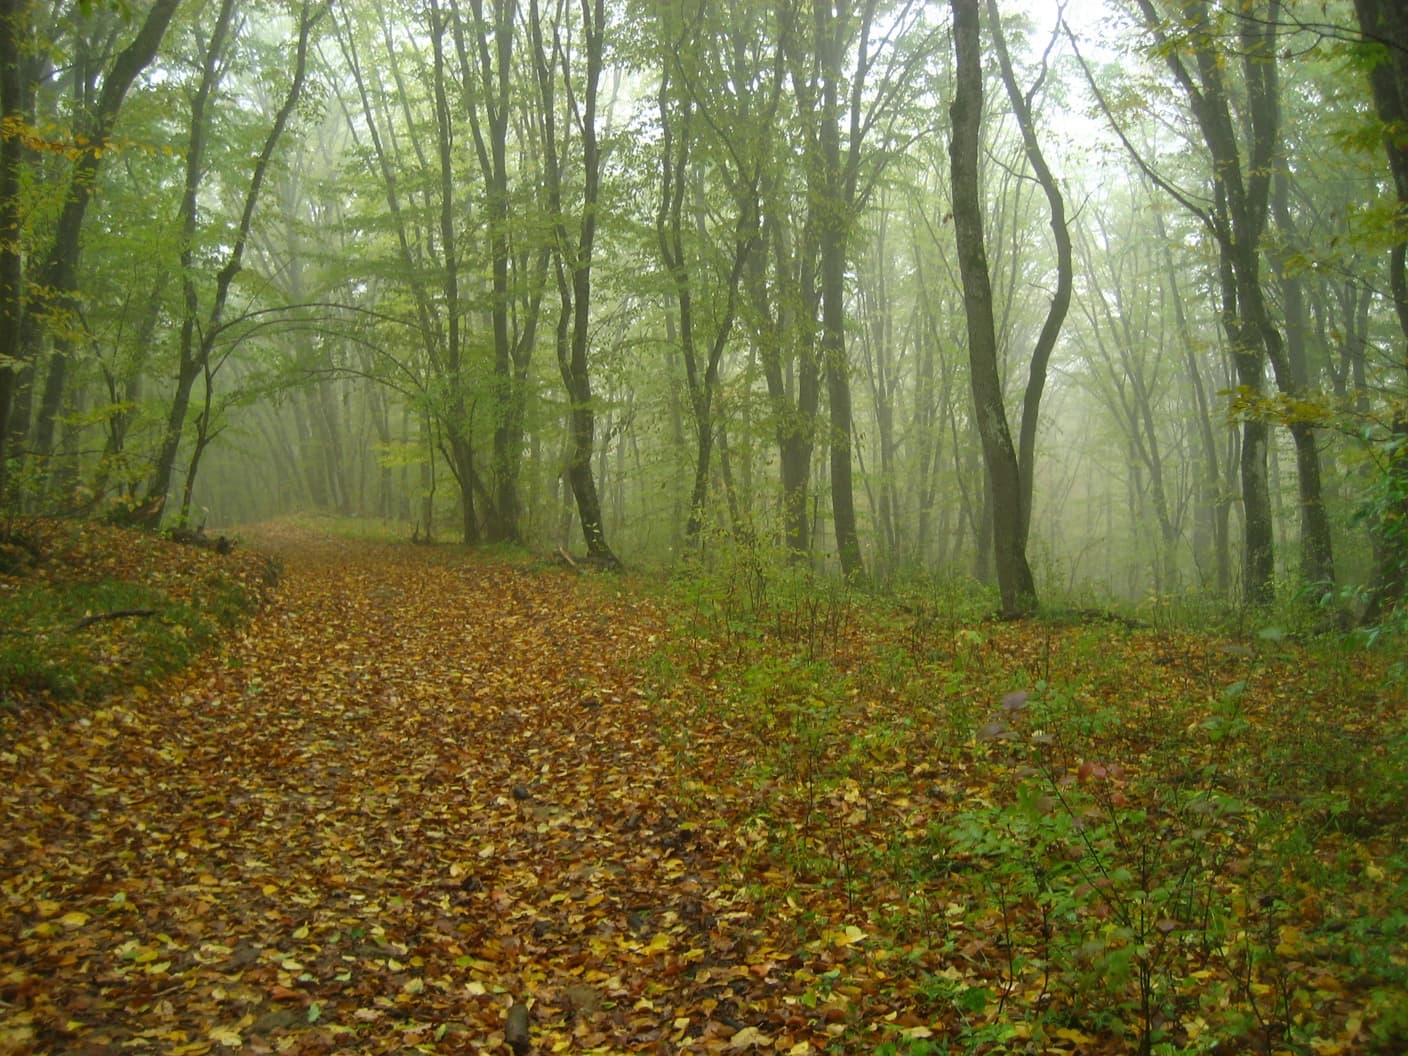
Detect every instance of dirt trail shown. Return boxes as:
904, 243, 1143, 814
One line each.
0, 534, 777, 1054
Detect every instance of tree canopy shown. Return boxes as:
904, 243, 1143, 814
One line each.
2, 0, 1406, 616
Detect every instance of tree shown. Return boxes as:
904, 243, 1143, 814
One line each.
1127, 0, 1334, 602
648, 0, 778, 544
26, 0, 183, 487
531, 0, 619, 566
1353, 0, 1408, 618
143, 0, 320, 526
0, 0, 29, 498
452, 0, 547, 544
986, 0, 1072, 562
949, 0, 1037, 616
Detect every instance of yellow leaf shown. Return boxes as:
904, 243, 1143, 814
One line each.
1055, 1027, 1095, 1044
208, 1025, 242, 1047
1182, 1016, 1209, 1042
59, 911, 89, 928
0, 1027, 35, 1053
827, 925, 865, 947
1276, 926, 1302, 957
729, 1026, 769, 1049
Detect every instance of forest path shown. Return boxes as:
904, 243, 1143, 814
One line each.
1, 531, 788, 1054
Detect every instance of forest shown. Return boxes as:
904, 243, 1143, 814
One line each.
3, 3, 1408, 1053
0, 0, 1404, 620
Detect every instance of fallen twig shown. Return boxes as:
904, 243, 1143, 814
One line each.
69, 608, 159, 632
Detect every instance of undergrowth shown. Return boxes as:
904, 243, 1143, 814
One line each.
650, 535, 1408, 1054
0, 517, 277, 718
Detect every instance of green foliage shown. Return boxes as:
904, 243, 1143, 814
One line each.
650, 551, 1408, 1052
670, 526, 859, 663
0, 580, 170, 704
0, 520, 272, 717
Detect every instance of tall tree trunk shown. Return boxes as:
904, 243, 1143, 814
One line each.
531, 0, 618, 566
1353, 0, 1408, 619
819, 214, 863, 579
1270, 170, 1335, 586
1132, 0, 1334, 603
0, 0, 26, 497
986, 0, 1072, 555
146, 0, 314, 527
800, 0, 874, 581
752, 213, 820, 557
28, 0, 181, 472
456, 0, 526, 543
430, 0, 480, 544
1154, 207, 1231, 595
949, 0, 1036, 616
145, 0, 237, 523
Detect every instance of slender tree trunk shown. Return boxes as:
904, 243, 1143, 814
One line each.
819, 216, 863, 578
29, 0, 181, 472
753, 214, 819, 557
1353, 0, 1408, 619
1131, 0, 1283, 604
987, 0, 1072, 554
0, 0, 26, 497
1155, 208, 1230, 595
949, 0, 1036, 617
456, 0, 525, 543
531, 0, 618, 566
146, 0, 237, 523
430, 0, 480, 544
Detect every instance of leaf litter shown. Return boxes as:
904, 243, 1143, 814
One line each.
1, 530, 811, 1054
2, 524, 1406, 1054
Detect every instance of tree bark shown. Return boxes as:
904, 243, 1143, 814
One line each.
986, 0, 1072, 555
1132, 0, 1285, 604
0, 0, 26, 497
1353, 0, 1408, 619
144, 0, 237, 523
28, 0, 182, 473
145, 0, 315, 527
429, 0, 480, 544
455, 0, 533, 544
531, 0, 618, 567
752, 211, 820, 557
949, 0, 1036, 616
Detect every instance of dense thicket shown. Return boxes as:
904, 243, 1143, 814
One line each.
1, 0, 1404, 616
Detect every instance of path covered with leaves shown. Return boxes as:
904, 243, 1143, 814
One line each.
4, 527, 1407, 1055
1, 531, 831, 1055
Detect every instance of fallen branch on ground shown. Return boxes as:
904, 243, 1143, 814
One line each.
69, 608, 159, 632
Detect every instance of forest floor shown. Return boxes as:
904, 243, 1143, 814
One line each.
1, 518, 1406, 1055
